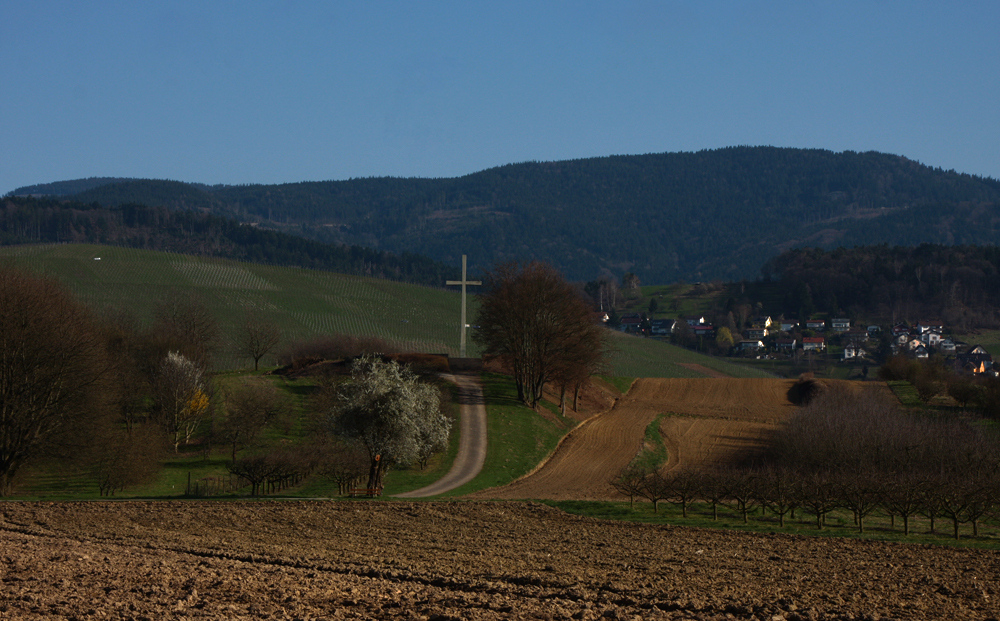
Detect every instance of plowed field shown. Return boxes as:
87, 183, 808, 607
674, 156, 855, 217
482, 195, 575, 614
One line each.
3, 501, 998, 620
474, 378, 889, 501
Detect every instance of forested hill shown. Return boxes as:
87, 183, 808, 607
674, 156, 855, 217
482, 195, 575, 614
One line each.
11, 147, 1000, 283
760, 244, 1000, 330
0, 197, 456, 286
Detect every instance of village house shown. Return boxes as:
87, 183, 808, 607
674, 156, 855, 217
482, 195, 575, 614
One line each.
776, 338, 797, 352
746, 327, 768, 340
844, 328, 868, 346
739, 339, 764, 352
692, 324, 715, 339
831, 318, 851, 333
955, 345, 993, 374
802, 337, 825, 351
779, 320, 798, 332
619, 315, 643, 334
805, 319, 826, 332
843, 345, 867, 360
650, 318, 675, 335
915, 320, 944, 335
920, 331, 943, 347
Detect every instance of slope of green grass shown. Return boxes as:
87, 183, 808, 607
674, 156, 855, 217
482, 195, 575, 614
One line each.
1, 243, 772, 379
606, 331, 774, 378
0, 243, 471, 369
442, 373, 573, 496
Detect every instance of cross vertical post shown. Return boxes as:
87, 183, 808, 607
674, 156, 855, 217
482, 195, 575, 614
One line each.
446, 255, 481, 358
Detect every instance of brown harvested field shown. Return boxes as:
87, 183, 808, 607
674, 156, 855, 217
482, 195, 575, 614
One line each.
474, 378, 891, 501
4, 501, 1000, 620
677, 362, 729, 378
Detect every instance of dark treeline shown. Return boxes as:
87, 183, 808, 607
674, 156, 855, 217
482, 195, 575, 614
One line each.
761, 244, 1000, 329
14, 147, 1000, 283
0, 196, 456, 286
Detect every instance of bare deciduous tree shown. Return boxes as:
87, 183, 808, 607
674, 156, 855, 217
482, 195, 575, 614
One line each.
611, 464, 650, 508
220, 377, 292, 461
90, 424, 165, 496
151, 293, 219, 370
322, 440, 371, 495
0, 267, 111, 496
238, 311, 281, 371
474, 261, 608, 408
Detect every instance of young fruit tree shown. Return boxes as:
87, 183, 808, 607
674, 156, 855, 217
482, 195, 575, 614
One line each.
324, 356, 449, 492
474, 261, 608, 408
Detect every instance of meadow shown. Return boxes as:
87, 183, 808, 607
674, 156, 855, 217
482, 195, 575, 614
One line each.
0, 243, 763, 378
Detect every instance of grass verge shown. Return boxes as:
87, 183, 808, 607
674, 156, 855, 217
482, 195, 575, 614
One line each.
542, 499, 1000, 549
630, 414, 668, 471
442, 373, 573, 496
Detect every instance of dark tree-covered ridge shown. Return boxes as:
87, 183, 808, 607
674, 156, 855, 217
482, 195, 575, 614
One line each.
760, 244, 1000, 329
12, 147, 1000, 284
0, 196, 456, 286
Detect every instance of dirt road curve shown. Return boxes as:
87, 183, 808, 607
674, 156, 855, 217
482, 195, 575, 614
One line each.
474, 378, 799, 501
2, 501, 998, 620
397, 373, 487, 498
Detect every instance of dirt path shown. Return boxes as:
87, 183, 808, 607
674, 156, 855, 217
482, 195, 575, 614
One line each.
396, 372, 487, 498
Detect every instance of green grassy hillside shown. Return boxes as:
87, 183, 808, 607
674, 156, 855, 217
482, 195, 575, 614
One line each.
0, 243, 766, 377
0, 243, 466, 369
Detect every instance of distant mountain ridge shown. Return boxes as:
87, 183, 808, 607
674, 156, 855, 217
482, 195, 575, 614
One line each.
12, 147, 1000, 283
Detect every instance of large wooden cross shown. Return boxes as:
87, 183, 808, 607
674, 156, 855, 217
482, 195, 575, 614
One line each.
446, 255, 481, 358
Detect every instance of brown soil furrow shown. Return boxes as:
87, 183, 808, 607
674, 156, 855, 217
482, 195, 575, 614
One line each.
2, 501, 998, 620
475, 378, 893, 500
470, 399, 659, 500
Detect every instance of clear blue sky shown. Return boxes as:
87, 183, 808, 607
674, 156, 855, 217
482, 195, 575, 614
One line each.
3, 1, 998, 194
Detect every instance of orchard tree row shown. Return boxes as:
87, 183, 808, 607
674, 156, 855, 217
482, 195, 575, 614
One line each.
613, 385, 1000, 539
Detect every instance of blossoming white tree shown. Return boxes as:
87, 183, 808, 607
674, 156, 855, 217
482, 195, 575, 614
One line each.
327, 355, 449, 492
154, 351, 210, 452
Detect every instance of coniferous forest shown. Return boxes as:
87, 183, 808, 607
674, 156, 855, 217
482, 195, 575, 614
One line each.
12, 147, 1000, 284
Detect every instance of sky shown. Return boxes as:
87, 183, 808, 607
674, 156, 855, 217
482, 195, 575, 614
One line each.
3, 1, 999, 194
